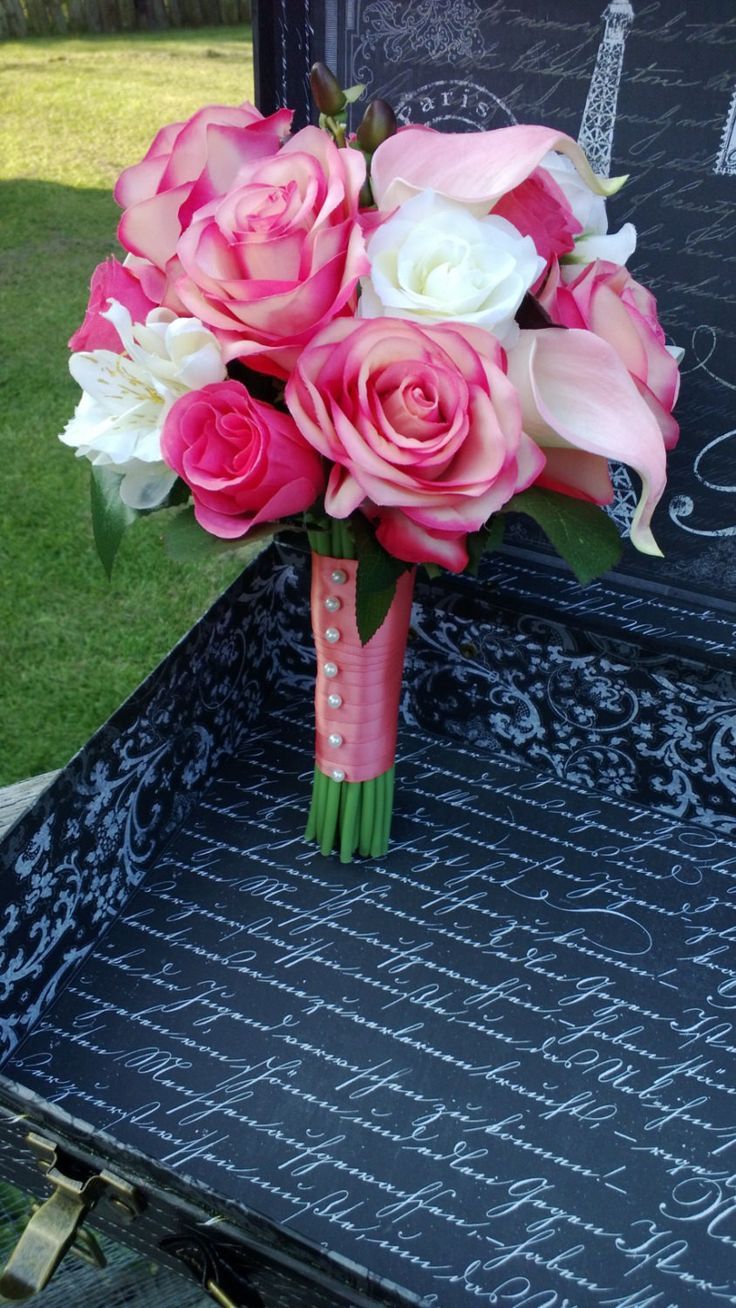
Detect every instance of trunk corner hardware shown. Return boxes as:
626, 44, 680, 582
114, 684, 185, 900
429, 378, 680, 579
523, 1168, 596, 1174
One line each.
0, 1131, 143, 1300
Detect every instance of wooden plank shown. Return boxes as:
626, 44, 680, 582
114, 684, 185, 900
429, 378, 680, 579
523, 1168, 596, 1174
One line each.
0, 772, 59, 839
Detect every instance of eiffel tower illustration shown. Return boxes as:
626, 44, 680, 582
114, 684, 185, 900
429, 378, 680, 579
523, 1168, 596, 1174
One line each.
715, 88, 736, 175
578, 1, 635, 177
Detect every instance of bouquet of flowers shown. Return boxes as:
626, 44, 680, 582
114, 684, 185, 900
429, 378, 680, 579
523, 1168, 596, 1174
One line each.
60, 64, 680, 863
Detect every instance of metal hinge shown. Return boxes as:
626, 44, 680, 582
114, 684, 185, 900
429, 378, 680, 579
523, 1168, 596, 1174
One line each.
160, 1232, 265, 1308
0, 1131, 143, 1301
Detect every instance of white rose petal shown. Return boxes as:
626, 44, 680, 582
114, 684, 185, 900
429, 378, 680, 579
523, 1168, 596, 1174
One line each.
541, 151, 637, 268
541, 151, 609, 234
564, 223, 638, 267
60, 300, 227, 510
359, 189, 545, 345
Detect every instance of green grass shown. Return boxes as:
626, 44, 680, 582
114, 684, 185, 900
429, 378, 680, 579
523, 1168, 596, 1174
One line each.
0, 28, 256, 786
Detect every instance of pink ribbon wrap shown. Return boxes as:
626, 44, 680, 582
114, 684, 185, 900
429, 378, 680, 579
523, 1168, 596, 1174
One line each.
311, 554, 416, 783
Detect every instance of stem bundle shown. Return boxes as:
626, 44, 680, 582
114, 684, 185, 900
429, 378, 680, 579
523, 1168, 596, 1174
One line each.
304, 764, 395, 861
306, 517, 398, 863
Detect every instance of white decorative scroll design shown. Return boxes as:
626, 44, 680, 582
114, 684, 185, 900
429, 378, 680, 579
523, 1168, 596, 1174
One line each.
668, 430, 736, 537
606, 462, 638, 538
715, 87, 736, 175
668, 327, 736, 539
578, 0, 635, 178
350, 0, 486, 84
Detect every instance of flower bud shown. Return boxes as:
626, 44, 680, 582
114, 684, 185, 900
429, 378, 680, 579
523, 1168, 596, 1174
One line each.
310, 62, 346, 116
358, 177, 374, 209
356, 99, 397, 153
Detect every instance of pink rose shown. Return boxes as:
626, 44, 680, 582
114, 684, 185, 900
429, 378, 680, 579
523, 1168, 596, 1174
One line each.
160, 380, 324, 538
491, 168, 582, 270
175, 126, 369, 378
285, 317, 545, 571
68, 257, 158, 351
538, 259, 680, 448
114, 102, 292, 291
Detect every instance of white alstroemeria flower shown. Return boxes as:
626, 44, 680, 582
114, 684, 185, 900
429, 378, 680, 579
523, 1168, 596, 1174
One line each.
60, 300, 227, 509
359, 189, 545, 345
541, 151, 637, 267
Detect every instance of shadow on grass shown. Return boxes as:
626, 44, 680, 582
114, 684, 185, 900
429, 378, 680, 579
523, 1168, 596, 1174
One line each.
0, 177, 117, 256
0, 178, 244, 789
1, 179, 120, 400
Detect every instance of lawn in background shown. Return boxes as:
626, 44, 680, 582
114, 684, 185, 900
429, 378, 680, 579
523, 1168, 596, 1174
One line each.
0, 28, 255, 787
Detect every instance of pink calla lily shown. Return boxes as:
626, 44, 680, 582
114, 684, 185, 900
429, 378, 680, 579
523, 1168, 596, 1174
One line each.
371, 124, 626, 214
506, 329, 669, 556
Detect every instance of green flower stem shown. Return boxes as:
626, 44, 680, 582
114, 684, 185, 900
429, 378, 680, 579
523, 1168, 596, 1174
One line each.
384, 766, 395, 852
371, 772, 386, 858
320, 775, 341, 856
359, 777, 375, 856
306, 513, 397, 861
340, 781, 362, 863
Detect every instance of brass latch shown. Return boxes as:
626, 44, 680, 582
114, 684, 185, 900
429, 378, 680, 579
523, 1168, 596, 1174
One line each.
0, 1131, 143, 1301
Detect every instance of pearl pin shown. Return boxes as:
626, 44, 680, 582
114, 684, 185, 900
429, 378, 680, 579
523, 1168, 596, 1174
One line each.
325, 627, 340, 644
331, 767, 346, 783
330, 568, 347, 585
328, 732, 343, 748
323, 661, 338, 678
324, 595, 341, 613
327, 693, 343, 709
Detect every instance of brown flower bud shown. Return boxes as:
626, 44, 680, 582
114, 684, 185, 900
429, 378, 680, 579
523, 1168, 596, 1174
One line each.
355, 99, 398, 153
310, 62, 346, 116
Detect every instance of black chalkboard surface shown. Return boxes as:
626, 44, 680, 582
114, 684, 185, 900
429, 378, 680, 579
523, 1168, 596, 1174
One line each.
254, 0, 736, 608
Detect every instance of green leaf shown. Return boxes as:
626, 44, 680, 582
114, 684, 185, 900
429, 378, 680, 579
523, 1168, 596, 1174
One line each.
485, 514, 506, 555
465, 515, 505, 576
505, 488, 622, 584
342, 82, 367, 104
90, 466, 139, 579
165, 477, 191, 508
356, 558, 400, 646
351, 514, 410, 645
163, 507, 274, 563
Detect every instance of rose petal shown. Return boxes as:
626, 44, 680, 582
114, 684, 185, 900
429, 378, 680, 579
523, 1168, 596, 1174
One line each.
118, 182, 192, 267
374, 508, 470, 571
68, 258, 159, 352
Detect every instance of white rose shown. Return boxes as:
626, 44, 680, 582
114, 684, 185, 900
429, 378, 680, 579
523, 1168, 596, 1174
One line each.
541, 151, 637, 267
359, 189, 545, 345
60, 301, 227, 509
